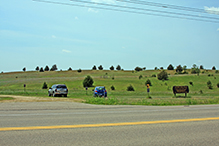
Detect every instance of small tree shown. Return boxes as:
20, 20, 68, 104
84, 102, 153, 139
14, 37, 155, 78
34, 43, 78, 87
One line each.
110, 66, 114, 70
98, 65, 103, 70
127, 85, 135, 91
50, 64, 58, 71
200, 65, 204, 70
44, 65, 49, 71
68, 67, 72, 71
139, 75, 143, 79
191, 64, 200, 75
116, 65, 121, 71
207, 80, 213, 89
157, 70, 168, 80
217, 83, 219, 88
77, 68, 82, 73
143, 67, 146, 70
92, 65, 97, 70
39, 67, 44, 72
167, 64, 174, 70
111, 85, 115, 90
212, 66, 216, 70
23, 67, 26, 72
83, 75, 94, 87
36, 66, 39, 71
176, 65, 183, 73
154, 67, 158, 70
42, 82, 48, 89
145, 79, 152, 86
135, 67, 143, 72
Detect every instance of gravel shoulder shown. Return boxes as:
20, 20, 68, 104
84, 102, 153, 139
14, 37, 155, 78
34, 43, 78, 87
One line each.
0, 95, 84, 103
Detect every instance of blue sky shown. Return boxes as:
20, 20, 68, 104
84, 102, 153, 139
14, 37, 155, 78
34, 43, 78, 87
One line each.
0, 0, 219, 72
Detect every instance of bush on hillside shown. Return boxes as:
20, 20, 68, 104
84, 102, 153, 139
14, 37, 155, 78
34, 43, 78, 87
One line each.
157, 70, 168, 80
145, 79, 152, 86
83, 75, 94, 87
135, 67, 143, 72
116, 65, 121, 71
139, 75, 143, 79
111, 85, 115, 90
127, 85, 135, 91
167, 64, 174, 70
110, 66, 114, 70
77, 69, 82, 73
42, 82, 48, 89
207, 80, 213, 89
98, 65, 103, 70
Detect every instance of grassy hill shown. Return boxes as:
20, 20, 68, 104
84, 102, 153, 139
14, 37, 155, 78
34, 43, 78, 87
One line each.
0, 70, 219, 105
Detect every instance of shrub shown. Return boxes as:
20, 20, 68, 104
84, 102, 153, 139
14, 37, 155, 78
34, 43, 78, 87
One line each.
39, 67, 44, 72
83, 75, 94, 87
207, 80, 213, 89
200, 65, 204, 69
139, 75, 143, 79
116, 65, 121, 71
92, 65, 97, 70
42, 82, 48, 89
127, 85, 135, 91
176, 65, 183, 73
98, 65, 103, 70
217, 83, 219, 88
77, 69, 82, 73
151, 74, 156, 77
215, 70, 219, 74
50, 64, 58, 71
212, 66, 216, 70
68, 67, 72, 71
189, 82, 193, 86
191, 64, 200, 75
135, 67, 143, 72
111, 85, 115, 90
23, 67, 26, 72
36, 66, 39, 71
199, 90, 203, 94
145, 79, 152, 86
44, 65, 49, 71
167, 64, 174, 70
110, 66, 114, 70
157, 70, 168, 80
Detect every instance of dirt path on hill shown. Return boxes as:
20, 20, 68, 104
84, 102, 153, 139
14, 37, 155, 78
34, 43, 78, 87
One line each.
0, 95, 84, 103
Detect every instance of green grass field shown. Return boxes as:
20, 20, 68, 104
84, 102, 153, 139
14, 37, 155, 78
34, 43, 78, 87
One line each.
0, 70, 219, 105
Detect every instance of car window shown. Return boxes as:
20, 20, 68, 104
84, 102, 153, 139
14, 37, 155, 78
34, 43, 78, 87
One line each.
96, 87, 105, 90
57, 85, 67, 88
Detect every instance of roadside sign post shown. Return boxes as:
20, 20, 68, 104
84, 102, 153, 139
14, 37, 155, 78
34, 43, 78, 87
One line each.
85, 87, 88, 95
24, 84, 26, 92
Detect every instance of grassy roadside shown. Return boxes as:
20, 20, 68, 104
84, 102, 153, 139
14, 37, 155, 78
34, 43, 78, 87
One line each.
0, 70, 219, 105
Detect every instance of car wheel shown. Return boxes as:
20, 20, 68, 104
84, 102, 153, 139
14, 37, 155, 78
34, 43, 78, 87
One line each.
48, 93, 51, 96
64, 94, 67, 97
53, 92, 56, 97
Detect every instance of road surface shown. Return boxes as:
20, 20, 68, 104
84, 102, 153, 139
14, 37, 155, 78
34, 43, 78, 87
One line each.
0, 102, 219, 146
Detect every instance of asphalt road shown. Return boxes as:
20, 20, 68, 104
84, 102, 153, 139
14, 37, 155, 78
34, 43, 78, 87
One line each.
0, 102, 219, 146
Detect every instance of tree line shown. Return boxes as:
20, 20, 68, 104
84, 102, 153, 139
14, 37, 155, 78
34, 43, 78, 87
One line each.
20, 64, 217, 72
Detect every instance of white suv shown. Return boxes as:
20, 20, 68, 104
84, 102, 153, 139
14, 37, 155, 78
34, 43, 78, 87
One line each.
48, 84, 68, 97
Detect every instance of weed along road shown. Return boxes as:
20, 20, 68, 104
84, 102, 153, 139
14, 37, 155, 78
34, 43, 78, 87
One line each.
0, 102, 219, 146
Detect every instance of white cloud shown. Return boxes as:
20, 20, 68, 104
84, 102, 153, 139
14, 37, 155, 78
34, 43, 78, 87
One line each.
62, 50, 71, 53
204, 6, 219, 15
88, 8, 98, 13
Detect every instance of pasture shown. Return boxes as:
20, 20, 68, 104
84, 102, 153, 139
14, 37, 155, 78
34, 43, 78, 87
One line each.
0, 69, 219, 105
